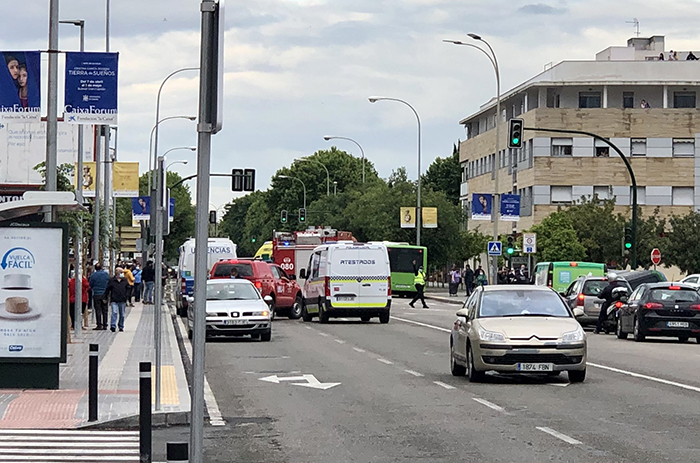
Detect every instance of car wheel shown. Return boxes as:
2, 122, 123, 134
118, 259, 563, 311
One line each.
318, 298, 329, 324
268, 296, 276, 321
466, 342, 485, 383
697, 337, 700, 344
301, 303, 313, 322
289, 296, 303, 319
633, 317, 645, 342
616, 316, 628, 340
568, 369, 586, 383
187, 328, 193, 340
360, 315, 371, 322
450, 341, 466, 377
260, 330, 272, 342
378, 310, 390, 324
679, 336, 689, 343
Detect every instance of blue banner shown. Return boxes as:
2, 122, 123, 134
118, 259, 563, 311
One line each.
132, 197, 150, 221
500, 194, 521, 221
169, 197, 175, 222
471, 193, 492, 221
64, 52, 118, 125
0, 51, 41, 122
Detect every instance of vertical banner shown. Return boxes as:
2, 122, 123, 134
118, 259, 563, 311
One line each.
112, 162, 139, 197
400, 207, 416, 228
64, 52, 119, 125
0, 51, 41, 122
500, 194, 521, 221
471, 193, 492, 221
422, 207, 438, 228
132, 197, 151, 221
169, 197, 175, 222
76, 161, 97, 197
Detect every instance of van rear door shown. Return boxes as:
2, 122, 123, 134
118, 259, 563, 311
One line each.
328, 245, 361, 307
356, 246, 390, 308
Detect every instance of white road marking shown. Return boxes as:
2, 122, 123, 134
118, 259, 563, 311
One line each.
318, 332, 330, 337
473, 397, 506, 413
404, 369, 424, 377
589, 362, 700, 394
305, 325, 312, 329
536, 426, 582, 445
377, 358, 394, 365
334, 339, 346, 344
339, 318, 349, 321
391, 316, 451, 333
259, 374, 340, 390
433, 381, 456, 390
353, 347, 366, 353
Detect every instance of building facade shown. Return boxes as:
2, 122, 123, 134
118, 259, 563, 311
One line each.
459, 36, 700, 235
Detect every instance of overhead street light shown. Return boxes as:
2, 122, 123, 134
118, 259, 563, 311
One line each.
298, 157, 330, 196
323, 135, 366, 183
148, 116, 197, 192
277, 175, 307, 210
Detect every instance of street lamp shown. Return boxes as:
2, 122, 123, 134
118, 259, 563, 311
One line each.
368, 96, 422, 246
333, 181, 338, 196
323, 136, 366, 183
445, 34, 501, 285
277, 175, 307, 210
166, 160, 188, 172
298, 157, 330, 196
148, 116, 197, 192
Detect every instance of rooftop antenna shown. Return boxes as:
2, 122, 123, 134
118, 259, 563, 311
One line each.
626, 18, 640, 38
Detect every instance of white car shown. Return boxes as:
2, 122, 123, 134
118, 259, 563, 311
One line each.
187, 279, 272, 341
680, 274, 700, 288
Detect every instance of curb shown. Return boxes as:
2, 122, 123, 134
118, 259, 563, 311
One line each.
425, 294, 465, 306
78, 410, 191, 430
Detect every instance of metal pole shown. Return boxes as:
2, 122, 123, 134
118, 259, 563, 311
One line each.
45, 0, 59, 221
94, 131, 102, 263
153, 156, 164, 411
73, 21, 85, 336
324, 137, 366, 183
105, 0, 110, 52
88, 344, 98, 422
486, 41, 502, 287
139, 362, 152, 463
104, 130, 111, 269
111, 128, 118, 272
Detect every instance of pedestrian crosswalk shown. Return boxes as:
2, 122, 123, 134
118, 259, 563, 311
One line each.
0, 429, 140, 462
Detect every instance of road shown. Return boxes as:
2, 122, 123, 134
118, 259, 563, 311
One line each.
198, 298, 700, 462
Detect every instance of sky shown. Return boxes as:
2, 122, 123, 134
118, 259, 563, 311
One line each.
3, 0, 700, 207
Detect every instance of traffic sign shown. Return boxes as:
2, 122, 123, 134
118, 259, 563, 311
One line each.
488, 241, 502, 256
651, 248, 661, 265
523, 233, 537, 254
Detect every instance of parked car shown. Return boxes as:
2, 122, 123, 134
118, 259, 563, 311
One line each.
616, 270, 667, 290
209, 259, 303, 319
562, 276, 632, 327
617, 282, 700, 343
680, 274, 700, 288
187, 279, 272, 341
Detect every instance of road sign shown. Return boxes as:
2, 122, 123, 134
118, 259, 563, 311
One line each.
651, 248, 661, 265
523, 233, 537, 254
259, 374, 340, 390
488, 241, 502, 256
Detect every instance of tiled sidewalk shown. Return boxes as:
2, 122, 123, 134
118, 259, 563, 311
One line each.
0, 301, 190, 429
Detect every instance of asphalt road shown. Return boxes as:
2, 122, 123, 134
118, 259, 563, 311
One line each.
196, 298, 700, 463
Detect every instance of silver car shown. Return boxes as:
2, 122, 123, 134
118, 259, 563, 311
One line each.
562, 276, 632, 327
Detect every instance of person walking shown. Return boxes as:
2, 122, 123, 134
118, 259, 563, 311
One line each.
475, 267, 488, 287
448, 264, 461, 297
105, 267, 130, 332
463, 264, 474, 296
89, 263, 110, 330
409, 260, 429, 309
132, 263, 142, 303
68, 271, 90, 329
123, 265, 135, 307
142, 261, 156, 304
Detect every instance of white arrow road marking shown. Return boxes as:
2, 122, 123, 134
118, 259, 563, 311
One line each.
536, 426, 582, 445
259, 374, 340, 390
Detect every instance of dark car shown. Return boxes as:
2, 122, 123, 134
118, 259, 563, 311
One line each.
617, 282, 700, 343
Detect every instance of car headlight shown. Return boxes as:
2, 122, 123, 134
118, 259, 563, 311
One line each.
478, 328, 506, 342
252, 311, 269, 317
561, 328, 585, 343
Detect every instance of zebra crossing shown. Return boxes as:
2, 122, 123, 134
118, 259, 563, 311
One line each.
0, 429, 140, 462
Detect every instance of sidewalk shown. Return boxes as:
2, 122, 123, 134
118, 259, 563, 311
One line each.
424, 285, 467, 305
0, 300, 190, 429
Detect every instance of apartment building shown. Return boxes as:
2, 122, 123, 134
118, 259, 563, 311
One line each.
459, 36, 700, 235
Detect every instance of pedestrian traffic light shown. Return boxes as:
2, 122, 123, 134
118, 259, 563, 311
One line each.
299, 208, 306, 223
280, 210, 288, 223
506, 235, 515, 255
624, 225, 633, 250
508, 118, 524, 149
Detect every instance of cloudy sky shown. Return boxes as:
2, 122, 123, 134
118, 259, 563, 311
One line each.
3, 0, 700, 207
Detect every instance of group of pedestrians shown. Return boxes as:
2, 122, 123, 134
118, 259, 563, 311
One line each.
448, 264, 488, 297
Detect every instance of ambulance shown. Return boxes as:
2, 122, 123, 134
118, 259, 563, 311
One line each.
299, 242, 391, 324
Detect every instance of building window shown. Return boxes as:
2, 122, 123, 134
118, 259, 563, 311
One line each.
672, 187, 694, 206
623, 92, 634, 109
673, 92, 696, 108
579, 92, 602, 108
551, 138, 573, 157
632, 186, 646, 205
593, 186, 611, 200
672, 139, 695, 157
631, 138, 647, 156
551, 186, 573, 204
595, 146, 610, 157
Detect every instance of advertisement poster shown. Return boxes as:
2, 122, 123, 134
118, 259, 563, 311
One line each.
132, 197, 174, 222
400, 207, 416, 228
64, 52, 119, 125
471, 193, 492, 221
500, 194, 521, 222
76, 162, 97, 197
0, 226, 65, 359
0, 51, 41, 122
112, 162, 139, 197
422, 207, 437, 228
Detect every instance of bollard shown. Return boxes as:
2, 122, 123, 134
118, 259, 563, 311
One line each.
88, 344, 98, 422
139, 362, 152, 463
167, 442, 189, 462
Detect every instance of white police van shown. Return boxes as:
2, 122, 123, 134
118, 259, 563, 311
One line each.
300, 242, 391, 323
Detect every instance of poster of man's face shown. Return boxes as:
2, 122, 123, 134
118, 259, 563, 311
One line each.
1, 52, 41, 111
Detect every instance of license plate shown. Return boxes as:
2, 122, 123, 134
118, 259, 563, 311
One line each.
224, 319, 248, 325
517, 363, 553, 372
337, 296, 355, 301
667, 321, 689, 328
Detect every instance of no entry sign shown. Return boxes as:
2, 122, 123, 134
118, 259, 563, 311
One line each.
650, 248, 661, 265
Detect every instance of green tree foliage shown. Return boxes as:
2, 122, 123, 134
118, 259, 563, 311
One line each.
628, 208, 666, 269
530, 213, 586, 262
664, 212, 700, 274
560, 196, 621, 264
422, 143, 461, 205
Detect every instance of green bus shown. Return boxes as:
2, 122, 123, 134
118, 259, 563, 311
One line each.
375, 242, 428, 297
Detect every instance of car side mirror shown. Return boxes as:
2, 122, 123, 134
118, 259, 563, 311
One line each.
559, 292, 567, 297
263, 295, 273, 304
299, 269, 307, 280
573, 308, 584, 318
455, 308, 469, 319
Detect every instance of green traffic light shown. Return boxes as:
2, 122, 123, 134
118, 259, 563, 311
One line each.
252, 238, 256, 243
625, 242, 632, 249
507, 248, 514, 255
512, 138, 519, 144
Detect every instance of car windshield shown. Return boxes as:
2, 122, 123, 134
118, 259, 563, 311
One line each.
206, 282, 260, 301
213, 263, 254, 278
649, 289, 700, 303
582, 280, 608, 296
478, 290, 571, 318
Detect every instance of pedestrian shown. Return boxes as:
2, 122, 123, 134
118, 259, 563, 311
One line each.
449, 264, 461, 297
142, 260, 156, 304
89, 263, 110, 330
475, 267, 488, 287
463, 264, 474, 296
68, 270, 90, 329
658, 52, 664, 61
687, 51, 698, 61
640, 99, 650, 109
161, 263, 168, 288
132, 263, 142, 303
123, 265, 135, 307
518, 264, 529, 283
409, 259, 429, 309
105, 267, 129, 332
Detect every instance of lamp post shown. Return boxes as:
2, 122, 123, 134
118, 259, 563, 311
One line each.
166, 160, 188, 172
323, 136, 366, 183
368, 96, 422, 246
444, 34, 501, 285
148, 116, 197, 193
298, 157, 330, 196
333, 181, 338, 196
278, 175, 307, 210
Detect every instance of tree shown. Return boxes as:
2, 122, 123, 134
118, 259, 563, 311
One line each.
529, 213, 586, 262
560, 196, 621, 265
422, 143, 461, 205
664, 212, 700, 274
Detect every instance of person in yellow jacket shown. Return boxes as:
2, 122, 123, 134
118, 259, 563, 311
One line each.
409, 260, 429, 309
123, 264, 135, 307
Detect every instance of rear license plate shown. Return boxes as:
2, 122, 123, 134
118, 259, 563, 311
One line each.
667, 321, 689, 328
337, 296, 355, 301
224, 319, 248, 325
517, 363, 553, 372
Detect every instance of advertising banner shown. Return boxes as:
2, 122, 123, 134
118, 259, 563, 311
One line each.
112, 162, 139, 197
0, 51, 41, 122
500, 194, 521, 222
400, 207, 416, 228
422, 207, 437, 228
64, 52, 118, 125
471, 193, 492, 221
132, 196, 175, 223
0, 225, 66, 360
76, 162, 97, 197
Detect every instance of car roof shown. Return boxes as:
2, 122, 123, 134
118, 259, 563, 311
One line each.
482, 285, 552, 292
642, 282, 697, 289
207, 278, 255, 286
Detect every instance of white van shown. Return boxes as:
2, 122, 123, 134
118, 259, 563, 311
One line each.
299, 242, 391, 323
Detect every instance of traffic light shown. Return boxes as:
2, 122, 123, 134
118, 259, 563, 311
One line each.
298, 208, 306, 223
251, 238, 256, 243
624, 225, 633, 250
506, 235, 515, 255
232, 168, 244, 191
508, 118, 524, 149
280, 210, 288, 224
209, 210, 217, 224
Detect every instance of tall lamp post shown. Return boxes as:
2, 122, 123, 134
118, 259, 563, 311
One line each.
298, 157, 330, 196
444, 34, 501, 285
368, 97, 422, 246
323, 136, 366, 183
278, 175, 307, 210
148, 116, 197, 193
